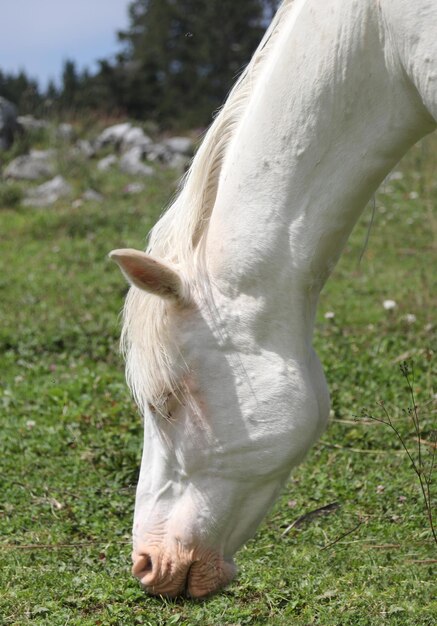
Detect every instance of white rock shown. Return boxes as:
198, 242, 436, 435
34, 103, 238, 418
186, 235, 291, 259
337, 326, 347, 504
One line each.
97, 154, 118, 171
75, 139, 95, 159
166, 152, 191, 171
146, 142, 172, 163
386, 170, 403, 181
23, 175, 72, 207
4, 150, 55, 180
94, 122, 132, 151
82, 189, 103, 202
57, 123, 74, 141
121, 127, 152, 153
31, 149, 55, 159
163, 136, 194, 155
119, 147, 154, 176
16, 115, 49, 132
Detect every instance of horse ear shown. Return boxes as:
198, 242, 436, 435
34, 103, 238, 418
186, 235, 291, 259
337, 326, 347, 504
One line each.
109, 248, 189, 304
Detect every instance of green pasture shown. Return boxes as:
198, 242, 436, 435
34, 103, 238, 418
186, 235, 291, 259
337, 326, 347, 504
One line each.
0, 130, 436, 625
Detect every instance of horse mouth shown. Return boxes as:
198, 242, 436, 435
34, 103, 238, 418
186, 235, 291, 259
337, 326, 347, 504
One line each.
185, 556, 236, 599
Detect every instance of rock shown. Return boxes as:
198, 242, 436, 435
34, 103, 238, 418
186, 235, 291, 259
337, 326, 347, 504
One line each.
94, 122, 132, 151
121, 127, 152, 153
57, 123, 74, 141
0, 97, 19, 151
146, 142, 172, 163
23, 175, 72, 207
166, 152, 191, 171
119, 147, 154, 176
75, 139, 95, 159
95, 122, 154, 154
82, 189, 103, 202
16, 115, 49, 132
4, 150, 55, 180
123, 182, 145, 195
386, 170, 403, 182
163, 136, 194, 156
31, 149, 55, 159
97, 154, 118, 171
146, 141, 191, 169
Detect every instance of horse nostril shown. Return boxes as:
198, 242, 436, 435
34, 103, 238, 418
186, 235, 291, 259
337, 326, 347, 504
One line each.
144, 554, 153, 573
132, 553, 153, 578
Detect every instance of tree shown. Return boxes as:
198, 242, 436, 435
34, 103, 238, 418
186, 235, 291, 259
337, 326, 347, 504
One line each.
0, 1, 283, 123
117, 0, 272, 125
0, 68, 42, 114
46, 80, 58, 101
60, 59, 79, 110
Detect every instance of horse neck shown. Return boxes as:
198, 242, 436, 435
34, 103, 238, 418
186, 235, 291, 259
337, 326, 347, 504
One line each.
204, 0, 434, 357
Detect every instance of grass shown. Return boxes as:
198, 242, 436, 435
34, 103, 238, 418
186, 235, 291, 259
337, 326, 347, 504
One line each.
0, 129, 436, 625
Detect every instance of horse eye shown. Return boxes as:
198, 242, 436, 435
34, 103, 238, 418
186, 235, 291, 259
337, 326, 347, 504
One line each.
164, 393, 180, 419
147, 393, 180, 419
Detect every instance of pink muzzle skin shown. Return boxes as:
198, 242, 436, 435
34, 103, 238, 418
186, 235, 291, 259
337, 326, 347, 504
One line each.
132, 545, 236, 598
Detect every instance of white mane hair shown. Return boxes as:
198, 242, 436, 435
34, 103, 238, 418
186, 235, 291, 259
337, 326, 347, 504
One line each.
121, 0, 295, 416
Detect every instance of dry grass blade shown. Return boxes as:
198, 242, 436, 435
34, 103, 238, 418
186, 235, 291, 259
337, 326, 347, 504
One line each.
281, 501, 340, 537
320, 520, 364, 551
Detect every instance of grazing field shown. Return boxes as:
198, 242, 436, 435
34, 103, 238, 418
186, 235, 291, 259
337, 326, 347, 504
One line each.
0, 130, 436, 625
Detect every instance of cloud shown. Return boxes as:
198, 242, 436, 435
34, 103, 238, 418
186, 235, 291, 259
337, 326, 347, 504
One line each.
0, 0, 131, 85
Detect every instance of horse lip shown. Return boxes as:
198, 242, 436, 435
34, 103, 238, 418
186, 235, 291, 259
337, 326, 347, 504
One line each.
183, 561, 194, 598
185, 555, 237, 599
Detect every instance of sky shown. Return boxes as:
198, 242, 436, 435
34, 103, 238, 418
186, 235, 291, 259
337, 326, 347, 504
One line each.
0, 0, 131, 89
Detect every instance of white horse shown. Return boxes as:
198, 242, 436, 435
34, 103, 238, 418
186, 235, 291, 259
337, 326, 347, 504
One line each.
110, 0, 436, 598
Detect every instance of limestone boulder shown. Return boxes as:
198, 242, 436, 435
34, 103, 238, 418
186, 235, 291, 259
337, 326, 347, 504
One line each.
163, 136, 194, 156
57, 123, 74, 142
119, 147, 154, 176
75, 139, 95, 159
97, 154, 118, 171
23, 175, 72, 207
146, 142, 172, 164
82, 189, 104, 202
94, 122, 132, 151
121, 126, 152, 153
4, 150, 55, 180
16, 115, 49, 132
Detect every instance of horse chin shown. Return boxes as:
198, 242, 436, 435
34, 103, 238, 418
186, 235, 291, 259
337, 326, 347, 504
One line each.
186, 555, 237, 599
132, 544, 237, 599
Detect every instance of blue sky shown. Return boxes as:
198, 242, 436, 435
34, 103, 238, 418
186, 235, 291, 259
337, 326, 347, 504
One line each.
0, 0, 131, 88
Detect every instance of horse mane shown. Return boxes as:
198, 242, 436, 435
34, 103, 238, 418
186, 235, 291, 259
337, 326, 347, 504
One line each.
121, 0, 295, 415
